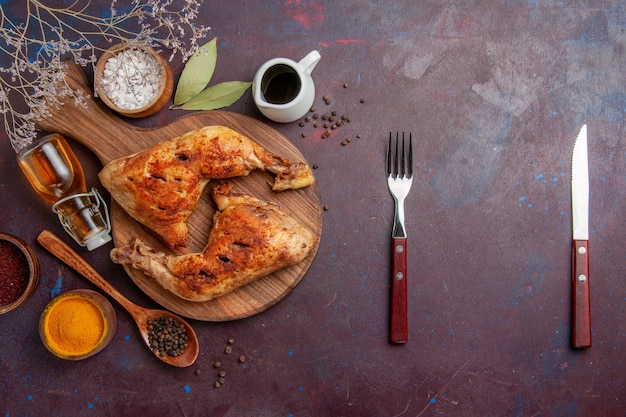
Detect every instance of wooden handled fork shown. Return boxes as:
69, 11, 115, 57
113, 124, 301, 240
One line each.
386, 132, 413, 344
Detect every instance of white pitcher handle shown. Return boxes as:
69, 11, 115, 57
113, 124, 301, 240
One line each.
298, 50, 321, 74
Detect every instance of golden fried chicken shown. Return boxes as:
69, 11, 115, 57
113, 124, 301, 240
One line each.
99, 126, 315, 247
109, 183, 318, 302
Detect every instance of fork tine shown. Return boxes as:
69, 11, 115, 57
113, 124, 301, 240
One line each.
408, 132, 413, 178
386, 132, 392, 176
394, 132, 400, 178
401, 132, 406, 177
387, 132, 414, 179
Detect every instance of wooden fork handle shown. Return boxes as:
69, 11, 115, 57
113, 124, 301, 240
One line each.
390, 237, 408, 343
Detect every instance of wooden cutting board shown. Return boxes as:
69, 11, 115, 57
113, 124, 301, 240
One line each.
35, 61, 323, 321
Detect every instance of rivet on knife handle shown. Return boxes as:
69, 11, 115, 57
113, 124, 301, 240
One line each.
572, 240, 591, 348
391, 237, 408, 343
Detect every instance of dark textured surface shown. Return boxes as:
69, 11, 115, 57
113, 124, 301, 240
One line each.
2, 1, 626, 416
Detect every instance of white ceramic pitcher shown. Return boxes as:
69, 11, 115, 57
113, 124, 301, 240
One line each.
252, 50, 321, 123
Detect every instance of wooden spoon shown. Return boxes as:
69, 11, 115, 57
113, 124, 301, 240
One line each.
37, 230, 199, 368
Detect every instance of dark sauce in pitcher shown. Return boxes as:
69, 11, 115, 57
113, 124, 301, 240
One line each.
261, 64, 301, 104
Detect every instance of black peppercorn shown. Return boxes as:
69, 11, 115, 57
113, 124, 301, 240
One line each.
147, 316, 188, 357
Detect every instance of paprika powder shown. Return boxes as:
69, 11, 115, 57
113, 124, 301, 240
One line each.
0, 240, 29, 306
0, 233, 38, 314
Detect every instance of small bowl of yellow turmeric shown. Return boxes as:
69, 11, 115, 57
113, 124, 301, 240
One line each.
39, 289, 116, 360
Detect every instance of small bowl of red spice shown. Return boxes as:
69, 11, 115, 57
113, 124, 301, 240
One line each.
0, 233, 40, 314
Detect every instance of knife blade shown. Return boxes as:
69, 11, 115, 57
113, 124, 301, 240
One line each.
571, 124, 591, 348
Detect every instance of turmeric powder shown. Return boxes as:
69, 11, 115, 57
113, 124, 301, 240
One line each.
42, 293, 107, 357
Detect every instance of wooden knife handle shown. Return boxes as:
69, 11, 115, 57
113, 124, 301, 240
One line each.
572, 239, 592, 348
390, 237, 408, 344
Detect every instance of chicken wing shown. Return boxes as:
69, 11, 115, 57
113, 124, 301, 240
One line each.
110, 183, 318, 302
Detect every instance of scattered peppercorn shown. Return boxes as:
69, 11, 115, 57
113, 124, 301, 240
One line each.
194, 369, 201, 376
323, 205, 329, 211
312, 164, 318, 169
296, 87, 361, 143
211, 337, 249, 388
147, 316, 188, 357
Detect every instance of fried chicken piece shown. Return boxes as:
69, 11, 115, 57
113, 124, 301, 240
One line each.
110, 183, 318, 302
99, 126, 315, 247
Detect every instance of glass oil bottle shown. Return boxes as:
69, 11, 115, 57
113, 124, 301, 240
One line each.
17, 133, 112, 250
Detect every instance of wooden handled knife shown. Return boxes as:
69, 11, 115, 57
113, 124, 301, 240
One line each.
571, 124, 591, 348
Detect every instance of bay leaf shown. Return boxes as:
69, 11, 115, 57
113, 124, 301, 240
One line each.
176, 81, 252, 111
173, 38, 218, 105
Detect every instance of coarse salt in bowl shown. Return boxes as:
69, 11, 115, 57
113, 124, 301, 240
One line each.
94, 43, 173, 118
